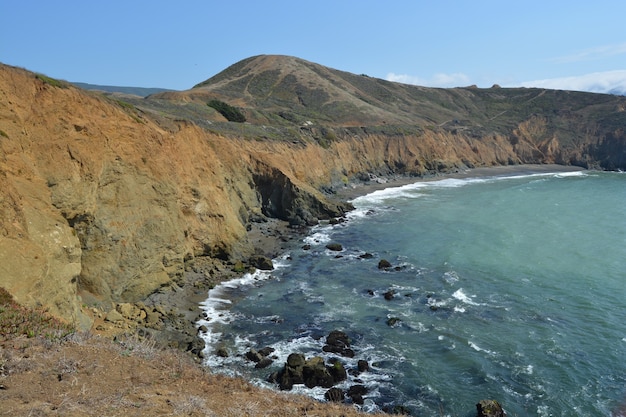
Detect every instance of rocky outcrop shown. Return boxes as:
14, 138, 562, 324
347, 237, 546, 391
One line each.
0, 65, 349, 327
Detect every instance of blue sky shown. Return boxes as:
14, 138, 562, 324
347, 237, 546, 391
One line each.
2, 1, 626, 93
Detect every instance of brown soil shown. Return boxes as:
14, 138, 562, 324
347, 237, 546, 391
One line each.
0, 334, 387, 417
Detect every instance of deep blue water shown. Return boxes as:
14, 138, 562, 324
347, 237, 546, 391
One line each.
198, 170, 626, 416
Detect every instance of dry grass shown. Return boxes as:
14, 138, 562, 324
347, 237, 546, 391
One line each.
0, 331, 389, 416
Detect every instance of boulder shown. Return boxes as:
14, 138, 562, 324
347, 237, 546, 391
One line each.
255, 357, 273, 369
303, 356, 334, 388
325, 387, 344, 402
276, 353, 306, 390
258, 346, 275, 357
325, 243, 343, 251
104, 309, 124, 323
249, 255, 274, 271
216, 347, 229, 357
245, 349, 263, 363
328, 358, 347, 383
378, 259, 392, 269
322, 330, 355, 358
386, 317, 401, 327
383, 289, 396, 300
347, 384, 368, 404
476, 399, 507, 417
273, 353, 346, 390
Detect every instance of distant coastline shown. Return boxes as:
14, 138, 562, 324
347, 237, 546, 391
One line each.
334, 164, 586, 201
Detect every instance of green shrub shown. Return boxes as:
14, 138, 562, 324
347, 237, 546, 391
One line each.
207, 100, 246, 123
0, 287, 74, 341
35, 74, 68, 89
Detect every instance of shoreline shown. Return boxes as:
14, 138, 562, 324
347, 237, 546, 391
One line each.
138, 164, 587, 356
333, 163, 586, 201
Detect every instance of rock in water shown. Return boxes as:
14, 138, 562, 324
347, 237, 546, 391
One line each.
378, 259, 392, 269
325, 387, 344, 402
249, 255, 274, 270
476, 399, 506, 417
325, 243, 343, 251
322, 330, 355, 357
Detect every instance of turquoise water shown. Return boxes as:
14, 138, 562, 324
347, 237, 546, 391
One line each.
199, 170, 626, 416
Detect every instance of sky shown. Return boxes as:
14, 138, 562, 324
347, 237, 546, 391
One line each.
2, 1, 626, 94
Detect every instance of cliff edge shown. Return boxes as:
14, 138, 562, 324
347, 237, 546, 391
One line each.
1, 57, 625, 330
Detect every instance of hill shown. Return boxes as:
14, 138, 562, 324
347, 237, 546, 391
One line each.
143, 54, 626, 169
71, 82, 173, 97
1, 56, 626, 413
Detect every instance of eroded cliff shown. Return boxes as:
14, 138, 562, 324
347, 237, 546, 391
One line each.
1, 60, 625, 329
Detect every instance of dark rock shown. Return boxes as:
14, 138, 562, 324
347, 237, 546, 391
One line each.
328, 358, 347, 383
325, 387, 344, 402
357, 359, 369, 373
255, 357, 273, 369
258, 346, 275, 357
302, 244, 311, 250
387, 317, 401, 327
378, 259, 392, 269
322, 330, 355, 357
303, 356, 334, 388
476, 399, 507, 417
216, 347, 229, 357
384, 289, 396, 300
267, 371, 278, 384
325, 330, 350, 348
245, 349, 263, 363
249, 255, 274, 271
347, 384, 368, 404
276, 353, 306, 390
287, 353, 305, 368
325, 243, 343, 251
359, 252, 374, 259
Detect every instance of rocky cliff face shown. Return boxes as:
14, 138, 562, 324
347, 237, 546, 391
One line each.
1, 61, 625, 328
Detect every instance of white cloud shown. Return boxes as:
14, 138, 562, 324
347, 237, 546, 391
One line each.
520, 70, 626, 95
551, 42, 626, 64
386, 72, 471, 88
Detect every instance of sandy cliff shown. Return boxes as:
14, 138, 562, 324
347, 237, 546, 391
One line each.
1, 62, 625, 329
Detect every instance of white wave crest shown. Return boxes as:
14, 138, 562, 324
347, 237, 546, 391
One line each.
452, 288, 480, 305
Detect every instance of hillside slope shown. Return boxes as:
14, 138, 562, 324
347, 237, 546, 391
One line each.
1, 56, 626, 330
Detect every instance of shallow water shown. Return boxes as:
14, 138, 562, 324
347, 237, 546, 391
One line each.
198, 170, 626, 416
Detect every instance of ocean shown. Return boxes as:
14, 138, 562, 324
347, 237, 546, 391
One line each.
197, 169, 626, 416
